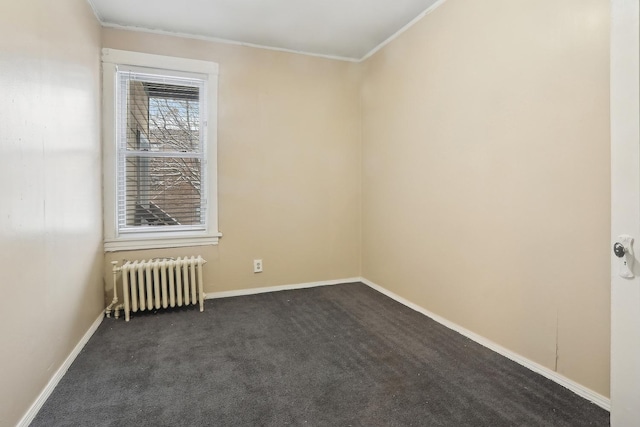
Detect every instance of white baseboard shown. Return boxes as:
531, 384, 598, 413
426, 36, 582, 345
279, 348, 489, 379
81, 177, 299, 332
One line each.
17, 312, 104, 427
359, 277, 611, 411
205, 277, 362, 300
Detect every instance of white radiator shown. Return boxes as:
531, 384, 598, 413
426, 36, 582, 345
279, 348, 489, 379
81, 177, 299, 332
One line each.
107, 256, 206, 322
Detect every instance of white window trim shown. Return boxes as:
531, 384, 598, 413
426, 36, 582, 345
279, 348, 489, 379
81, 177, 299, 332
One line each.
102, 48, 221, 252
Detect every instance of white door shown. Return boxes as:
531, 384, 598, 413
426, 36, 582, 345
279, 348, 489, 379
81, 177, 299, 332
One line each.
610, 1, 640, 426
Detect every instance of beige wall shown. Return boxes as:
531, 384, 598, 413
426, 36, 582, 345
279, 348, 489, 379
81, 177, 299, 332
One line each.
361, 0, 611, 396
0, 2, 610, 422
102, 29, 361, 296
0, 1, 103, 425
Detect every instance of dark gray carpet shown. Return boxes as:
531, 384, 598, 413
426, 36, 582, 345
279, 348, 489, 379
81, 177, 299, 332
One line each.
32, 282, 609, 426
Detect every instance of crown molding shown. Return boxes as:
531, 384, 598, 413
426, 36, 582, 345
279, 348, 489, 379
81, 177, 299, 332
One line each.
87, 0, 450, 63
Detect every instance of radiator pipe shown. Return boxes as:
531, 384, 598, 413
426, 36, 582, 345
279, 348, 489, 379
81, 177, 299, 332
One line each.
105, 261, 120, 318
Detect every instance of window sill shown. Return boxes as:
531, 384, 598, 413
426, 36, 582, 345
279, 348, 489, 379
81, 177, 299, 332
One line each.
104, 233, 222, 252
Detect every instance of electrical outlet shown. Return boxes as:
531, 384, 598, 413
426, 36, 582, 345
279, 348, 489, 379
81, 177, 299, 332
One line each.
253, 259, 263, 273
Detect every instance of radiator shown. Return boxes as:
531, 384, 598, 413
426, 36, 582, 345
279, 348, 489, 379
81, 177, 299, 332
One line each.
107, 256, 206, 322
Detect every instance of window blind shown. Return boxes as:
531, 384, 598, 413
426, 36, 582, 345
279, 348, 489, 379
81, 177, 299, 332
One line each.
116, 69, 207, 233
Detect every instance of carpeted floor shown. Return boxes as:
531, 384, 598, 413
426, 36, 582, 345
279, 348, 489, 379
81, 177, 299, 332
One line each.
32, 282, 609, 426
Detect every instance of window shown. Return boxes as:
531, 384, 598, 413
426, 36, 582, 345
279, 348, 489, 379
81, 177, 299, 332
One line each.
102, 49, 220, 251
117, 70, 205, 230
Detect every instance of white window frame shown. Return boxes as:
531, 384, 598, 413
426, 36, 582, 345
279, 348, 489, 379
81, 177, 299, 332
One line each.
102, 48, 221, 252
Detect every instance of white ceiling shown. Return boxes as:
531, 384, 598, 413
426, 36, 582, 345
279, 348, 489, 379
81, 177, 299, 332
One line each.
88, 0, 442, 61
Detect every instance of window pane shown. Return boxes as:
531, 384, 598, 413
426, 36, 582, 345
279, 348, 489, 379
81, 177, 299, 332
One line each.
148, 95, 200, 153
127, 81, 201, 154
123, 156, 204, 228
